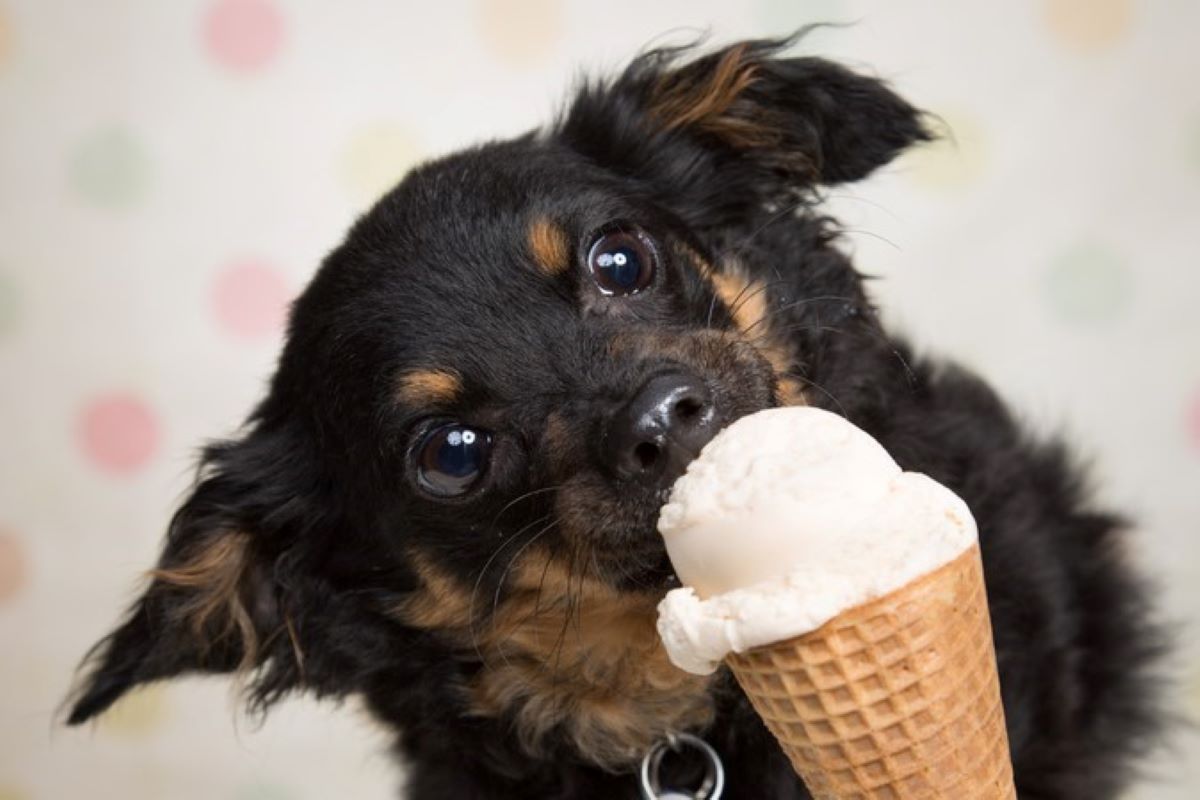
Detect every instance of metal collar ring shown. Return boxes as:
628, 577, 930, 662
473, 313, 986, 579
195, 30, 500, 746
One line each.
639, 732, 725, 800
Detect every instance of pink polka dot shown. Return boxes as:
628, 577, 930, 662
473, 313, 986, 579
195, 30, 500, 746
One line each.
203, 0, 285, 73
212, 259, 291, 339
0, 531, 28, 605
78, 394, 160, 475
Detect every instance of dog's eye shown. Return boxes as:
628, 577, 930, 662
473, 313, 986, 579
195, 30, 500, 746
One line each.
587, 229, 656, 296
416, 424, 492, 497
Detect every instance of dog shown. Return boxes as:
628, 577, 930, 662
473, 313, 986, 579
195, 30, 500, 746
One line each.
66, 35, 1166, 798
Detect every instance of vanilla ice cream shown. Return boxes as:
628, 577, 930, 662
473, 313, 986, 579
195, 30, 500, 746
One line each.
656, 406, 977, 675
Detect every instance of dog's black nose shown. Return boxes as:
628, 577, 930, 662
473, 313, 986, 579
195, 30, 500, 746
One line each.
603, 373, 720, 483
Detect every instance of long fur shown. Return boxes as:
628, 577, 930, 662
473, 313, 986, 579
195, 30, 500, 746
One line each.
66, 35, 1166, 799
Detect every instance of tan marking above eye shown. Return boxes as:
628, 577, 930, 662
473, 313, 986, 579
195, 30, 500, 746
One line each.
396, 368, 462, 408
527, 216, 571, 276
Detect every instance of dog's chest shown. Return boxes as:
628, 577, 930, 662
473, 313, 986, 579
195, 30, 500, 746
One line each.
400, 554, 715, 769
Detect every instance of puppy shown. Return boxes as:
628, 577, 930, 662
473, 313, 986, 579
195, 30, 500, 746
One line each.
66, 36, 1165, 799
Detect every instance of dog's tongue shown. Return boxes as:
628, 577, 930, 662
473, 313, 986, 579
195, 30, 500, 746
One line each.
653, 406, 977, 675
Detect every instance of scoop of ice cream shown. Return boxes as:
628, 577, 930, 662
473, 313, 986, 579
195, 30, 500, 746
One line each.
656, 406, 977, 675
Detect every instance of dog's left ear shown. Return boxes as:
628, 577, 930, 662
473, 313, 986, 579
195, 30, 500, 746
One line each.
558, 36, 931, 222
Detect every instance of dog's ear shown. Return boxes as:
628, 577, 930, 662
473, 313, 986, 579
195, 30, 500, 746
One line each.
557, 35, 931, 223
65, 424, 313, 724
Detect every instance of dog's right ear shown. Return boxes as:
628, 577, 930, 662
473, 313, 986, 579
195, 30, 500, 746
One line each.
556, 34, 931, 226
65, 421, 318, 724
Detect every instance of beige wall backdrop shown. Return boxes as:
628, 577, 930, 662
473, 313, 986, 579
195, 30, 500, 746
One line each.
1, 1, 1198, 798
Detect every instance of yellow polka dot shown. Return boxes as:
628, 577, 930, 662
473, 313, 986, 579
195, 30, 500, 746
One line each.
99, 684, 170, 738
0, 6, 10, 67
0, 788, 28, 800
900, 110, 988, 192
0, 530, 27, 604
477, 0, 564, 68
1043, 0, 1133, 53
340, 123, 422, 208
1188, 661, 1200, 716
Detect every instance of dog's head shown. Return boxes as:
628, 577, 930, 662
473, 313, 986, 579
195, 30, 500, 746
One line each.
68, 36, 929, 767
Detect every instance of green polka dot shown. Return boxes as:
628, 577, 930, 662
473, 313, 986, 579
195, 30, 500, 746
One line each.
0, 272, 17, 339
758, 0, 853, 36
1043, 242, 1131, 324
69, 127, 151, 209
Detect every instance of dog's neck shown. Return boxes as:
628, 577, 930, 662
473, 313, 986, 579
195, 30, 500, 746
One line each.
399, 551, 715, 769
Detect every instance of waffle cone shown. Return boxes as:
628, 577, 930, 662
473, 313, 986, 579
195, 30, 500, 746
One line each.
726, 544, 1015, 799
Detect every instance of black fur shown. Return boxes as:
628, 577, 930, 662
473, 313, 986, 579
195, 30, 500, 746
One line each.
66, 35, 1165, 798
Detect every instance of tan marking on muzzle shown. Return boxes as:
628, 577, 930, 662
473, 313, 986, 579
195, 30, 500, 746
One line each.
710, 265, 806, 407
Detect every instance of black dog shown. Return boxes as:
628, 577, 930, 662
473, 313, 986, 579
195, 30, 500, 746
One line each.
66, 36, 1165, 798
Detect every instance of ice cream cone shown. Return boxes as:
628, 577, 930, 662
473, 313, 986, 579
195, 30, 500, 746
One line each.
725, 544, 1015, 799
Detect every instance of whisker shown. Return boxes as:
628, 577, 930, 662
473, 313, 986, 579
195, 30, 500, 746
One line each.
546, 544, 581, 681
489, 484, 562, 529
838, 227, 902, 252
486, 518, 560, 669
569, 541, 589, 640
822, 191, 904, 223
713, 194, 814, 262
725, 279, 790, 327
738, 294, 857, 338
468, 513, 551, 666
787, 371, 849, 417
857, 323, 920, 390
755, 318, 920, 392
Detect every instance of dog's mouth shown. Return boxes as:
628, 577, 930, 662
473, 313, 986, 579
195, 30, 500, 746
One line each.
598, 400, 767, 594
559, 329, 782, 595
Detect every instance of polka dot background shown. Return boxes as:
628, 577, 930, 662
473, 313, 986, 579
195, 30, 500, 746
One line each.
78, 394, 160, 475
0, 6, 10, 67
1042, 0, 1133, 52
203, 0, 285, 73
1, 1, 1198, 798
68, 128, 152, 210
211, 258, 291, 340
340, 123, 423, 208
0, 270, 18, 339
1042, 242, 1132, 325
0, 531, 27, 605
900, 109, 989, 192
1190, 113, 1200, 173
477, 0, 564, 68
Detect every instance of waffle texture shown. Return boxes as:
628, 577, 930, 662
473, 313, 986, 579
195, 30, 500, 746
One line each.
726, 544, 1015, 799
